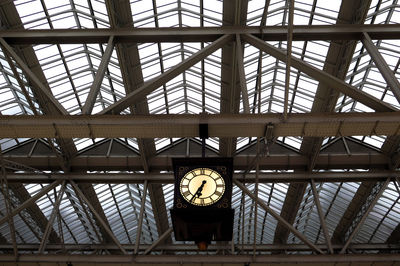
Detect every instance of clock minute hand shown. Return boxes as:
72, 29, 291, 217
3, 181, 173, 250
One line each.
190, 180, 207, 203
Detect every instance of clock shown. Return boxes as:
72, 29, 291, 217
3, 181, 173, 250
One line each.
171, 157, 234, 244
172, 157, 233, 209
179, 167, 225, 206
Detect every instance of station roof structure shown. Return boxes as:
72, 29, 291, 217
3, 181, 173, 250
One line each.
0, 0, 400, 264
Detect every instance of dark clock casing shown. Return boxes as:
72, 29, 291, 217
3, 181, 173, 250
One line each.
172, 157, 233, 210
171, 157, 234, 242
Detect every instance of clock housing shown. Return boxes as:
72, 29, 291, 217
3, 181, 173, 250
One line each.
172, 157, 233, 209
171, 157, 234, 242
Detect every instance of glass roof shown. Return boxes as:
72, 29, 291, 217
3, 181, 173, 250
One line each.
0, 0, 400, 257
232, 182, 288, 245
0, 0, 396, 152
288, 181, 360, 244
355, 181, 400, 244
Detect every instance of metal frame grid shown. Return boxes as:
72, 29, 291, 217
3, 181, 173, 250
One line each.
0, 0, 399, 263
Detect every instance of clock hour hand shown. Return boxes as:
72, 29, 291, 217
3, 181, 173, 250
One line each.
190, 180, 207, 203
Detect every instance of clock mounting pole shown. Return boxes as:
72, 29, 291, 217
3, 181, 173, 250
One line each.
199, 123, 208, 158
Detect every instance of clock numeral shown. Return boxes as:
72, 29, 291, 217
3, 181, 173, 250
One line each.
181, 184, 188, 188
200, 198, 205, 205
216, 184, 224, 188
200, 168, 205, 174
184, 172, 194, 180
182, 191, 191, 197
214, 191, 222, 197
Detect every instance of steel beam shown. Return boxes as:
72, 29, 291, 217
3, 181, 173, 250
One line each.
284, 0, 295, 119
311, 179, 333, 254
0, 157, 17, 257
104, 0, 172, 248
147, 183, 171, 245
339, 178, 391, 254
38, 181, 66, 254
144, 227, 173, 255
236, 34, 250, 113
3, 170, 400, 184
234, 180, 324, 254
1, 112, 400, 138
219, 0, 245, 157
99, 34, 233, 114
0, 243, 398, 252
0, 180, 62, 227
81, 35, 115, 114
2, 25, 400, 44
0, 38, 68, 115
242, 33, 396, 112
0, 0, 77, 162
70, 180, 127, 255
362, 32, 400, 104
273, 0, 371, 248
134, 180, 148, 254
1, 253, 399, 263
4, 153, 391, 172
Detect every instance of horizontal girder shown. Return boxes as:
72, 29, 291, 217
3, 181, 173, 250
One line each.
1, 112, 400, 138
4, 170, 400, 183
0, 243, 398, 252
1, 25, 400, 44
0, 254, 399, 263
3, 153, 391, 171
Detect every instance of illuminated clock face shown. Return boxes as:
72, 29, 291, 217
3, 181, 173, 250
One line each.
179, 168, 225, 206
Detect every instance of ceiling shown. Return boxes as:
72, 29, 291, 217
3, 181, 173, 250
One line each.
0, 0, 400, 264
